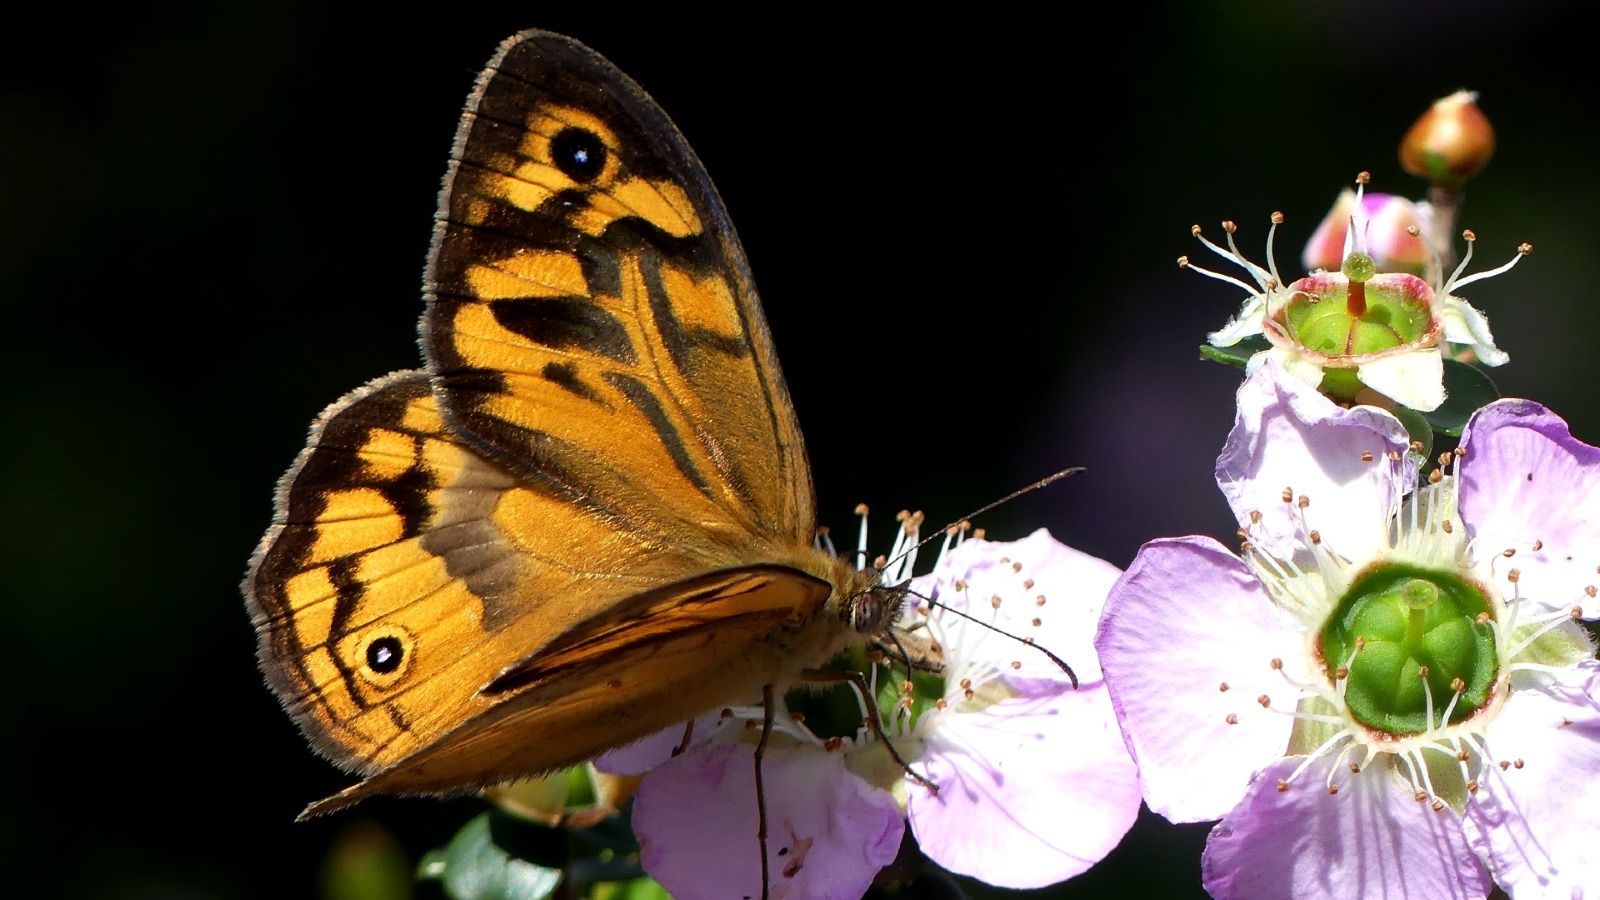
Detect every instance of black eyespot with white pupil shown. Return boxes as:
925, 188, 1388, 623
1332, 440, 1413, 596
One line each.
367, 636, 404, 674
550, 127, 607, 182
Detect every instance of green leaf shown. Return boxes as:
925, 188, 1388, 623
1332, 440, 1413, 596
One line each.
1427, 359, 1500, 437
420, 813, 564, 900
1199, 335, 1269, 369
1390, 404, 1433, 464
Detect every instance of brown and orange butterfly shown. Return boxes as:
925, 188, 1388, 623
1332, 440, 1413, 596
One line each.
245, 29, 901, 818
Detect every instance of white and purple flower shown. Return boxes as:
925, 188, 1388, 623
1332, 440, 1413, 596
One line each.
1096, 362, 1600, 899
602, 529, 1141, 899
1188, 176, 1529, 412
898, 529, 1142, 888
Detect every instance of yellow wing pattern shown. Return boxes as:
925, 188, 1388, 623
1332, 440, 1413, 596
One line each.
424, 31, 813, 548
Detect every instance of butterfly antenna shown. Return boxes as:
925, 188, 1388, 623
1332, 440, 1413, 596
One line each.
902, 585, 1079, 688
881, 467, 1084, 575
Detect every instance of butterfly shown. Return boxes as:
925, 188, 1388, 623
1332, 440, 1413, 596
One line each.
244, 29, 906, 819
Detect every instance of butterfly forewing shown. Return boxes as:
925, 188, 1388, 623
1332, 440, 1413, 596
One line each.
423, 31, 813, 547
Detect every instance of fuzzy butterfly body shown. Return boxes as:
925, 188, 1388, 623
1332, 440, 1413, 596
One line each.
246, 30, 884, 817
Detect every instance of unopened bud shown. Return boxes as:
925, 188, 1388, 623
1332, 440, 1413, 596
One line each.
1400, 90, 1495, 188
1302, 189, 1429, 276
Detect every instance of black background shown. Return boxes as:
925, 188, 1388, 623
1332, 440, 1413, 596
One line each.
5, 3, 1598, 897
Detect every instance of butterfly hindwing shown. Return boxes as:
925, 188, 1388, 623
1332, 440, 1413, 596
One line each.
423, 31, 813, 549
247, 372, 768, 776
299, 564, 832, 817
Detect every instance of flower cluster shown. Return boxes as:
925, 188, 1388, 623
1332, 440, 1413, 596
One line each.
1083, 90, 1600, 900
435, 90, 1594, 900
1098, 363, 1600, 898
1187, 173, 1529, 412
599, 526, 1140, 898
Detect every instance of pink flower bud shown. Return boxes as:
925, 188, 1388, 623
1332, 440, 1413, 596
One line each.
1301, 189, 1430, 277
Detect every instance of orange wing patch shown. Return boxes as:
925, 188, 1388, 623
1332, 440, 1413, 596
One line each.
300, 565, 831, 818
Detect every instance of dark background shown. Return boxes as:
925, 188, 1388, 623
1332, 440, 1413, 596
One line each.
5, 2, 1597, 897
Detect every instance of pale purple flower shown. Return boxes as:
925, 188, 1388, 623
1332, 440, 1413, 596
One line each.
597, 690, 900, 900
631, 741, 904, 900
604, 529, 1141, 897
899, 529, 1142, 888
1097, 362, 1600, 899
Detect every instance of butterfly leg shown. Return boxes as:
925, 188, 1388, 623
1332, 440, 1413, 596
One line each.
799, 668, 938, 793
670, 718, 696, 757
754, 683, 775, 900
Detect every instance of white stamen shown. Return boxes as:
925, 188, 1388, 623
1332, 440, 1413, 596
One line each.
1421, 672, 1437, 734
1182, 258, 1261, 294
1448, 244, 1530, 292
855, 505, 870, 569
1436, 685, 1463, 728
1326, 741, 1361, 792
1506, 606, 1583, 659
1223, 224, 1276, 289
1401, 743, 1452, 807
1273, 659, 1334, 701
1443, 737, 1474, 787
1445, 230, 1477, 289
1191, 227, 1265, 285
1278, 710, 1345, 725
816, 529, 838, 557
1265, 213, 1285, 288
1281, 731, 1355, 787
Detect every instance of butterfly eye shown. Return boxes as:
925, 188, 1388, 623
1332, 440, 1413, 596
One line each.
365, 635, 405, 674
549, 127, 608, 182
848, 589, 892, 635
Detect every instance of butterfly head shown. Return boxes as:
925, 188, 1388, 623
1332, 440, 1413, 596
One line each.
844, 579, 908, 637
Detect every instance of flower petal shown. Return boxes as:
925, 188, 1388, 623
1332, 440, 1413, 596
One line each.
1357, 348, 1446, 412
1218, 360, 1413, 562
1209, 291, 1269, 346
1096, 536, 1307, 822
907, 682, 1140, 888
911, 529, 1121, 686
1462, 661, 1600, 897
1441, 295, 1509, 367
1459, 400, 1600, 617
1202, 755, 1491, 900
633, 742, 903, 900
593, 712, 730, 775
1249, 345, 1327, 391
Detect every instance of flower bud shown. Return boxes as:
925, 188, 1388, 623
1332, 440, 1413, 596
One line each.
1399, 90, 1495, 187
1302, 189, 1430, 276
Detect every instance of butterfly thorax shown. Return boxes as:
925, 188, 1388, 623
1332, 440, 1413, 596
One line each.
738, 548, 885, 673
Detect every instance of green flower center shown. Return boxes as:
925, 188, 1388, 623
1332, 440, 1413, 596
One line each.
1279, 272, 1434, 359
1319, 564, 1499, 736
